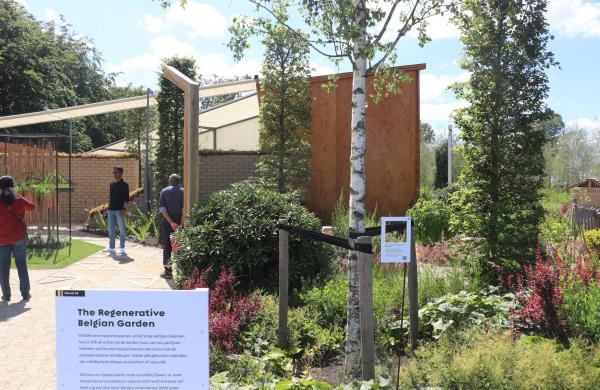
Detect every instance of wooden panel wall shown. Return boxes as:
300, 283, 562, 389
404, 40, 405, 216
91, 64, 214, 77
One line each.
308, 64, 425, 222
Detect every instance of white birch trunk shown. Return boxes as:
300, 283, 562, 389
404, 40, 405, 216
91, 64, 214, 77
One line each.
344, 0, 368, 378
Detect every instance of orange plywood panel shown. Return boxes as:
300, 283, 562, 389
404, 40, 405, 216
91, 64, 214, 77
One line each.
308, 64, 424, 222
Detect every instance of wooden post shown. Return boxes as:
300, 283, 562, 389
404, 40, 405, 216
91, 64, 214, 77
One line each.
161, 65, 199, 223
358, 236, 375, 380
185, 83, 199, 220
278, 219, 289, 349
408, 229, 419, 352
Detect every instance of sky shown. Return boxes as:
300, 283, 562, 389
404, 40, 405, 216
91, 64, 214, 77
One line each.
15, 0, 600, 132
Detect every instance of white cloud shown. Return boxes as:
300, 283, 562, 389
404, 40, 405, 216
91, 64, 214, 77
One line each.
108, 36, 260, 80
44, 8, 61, 24
420, 71, 469, 102
369, 1, 459, 41
165, 1, 227, 38
310, 62, 336, 76
138, 14, 164, 33
548, 0, 600, 38
408, 13, 460, 40
14, 0, 27, 9
421, 100, 468, 122
196, 53, 260, 78
107, 36, 198, 75
567, 117, 600, 130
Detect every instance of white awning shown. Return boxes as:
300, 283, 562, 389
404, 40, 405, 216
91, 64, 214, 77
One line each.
0, 95, 157, 129
0, 78, 257, 129
198, 93, 258, 129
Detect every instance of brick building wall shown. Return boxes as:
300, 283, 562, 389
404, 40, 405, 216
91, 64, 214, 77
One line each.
199, 151, 259, 203
57, 155, 140, 224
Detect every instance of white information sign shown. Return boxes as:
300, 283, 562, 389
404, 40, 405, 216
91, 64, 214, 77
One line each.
56, 289, 209, 390
380, 216, 412, 263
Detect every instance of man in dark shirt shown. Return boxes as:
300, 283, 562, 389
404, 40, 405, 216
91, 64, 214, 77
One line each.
159, 174, 184, 279
103, 166, 129, 256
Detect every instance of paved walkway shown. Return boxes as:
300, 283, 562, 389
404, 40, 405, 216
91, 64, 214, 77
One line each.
0, 233, 173, 390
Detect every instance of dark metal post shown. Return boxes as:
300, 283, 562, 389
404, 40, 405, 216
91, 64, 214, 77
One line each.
68, 120, 72, 245
278, 219, 289, 348
55, 133, 59, 244
408, 229, 419, 352
448, 124, 453, 186
143, 88, 151, 213
3, 139, 7, 175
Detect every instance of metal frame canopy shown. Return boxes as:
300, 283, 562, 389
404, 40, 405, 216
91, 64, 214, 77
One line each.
0, 69, 258, 221
0, 78, 257, 130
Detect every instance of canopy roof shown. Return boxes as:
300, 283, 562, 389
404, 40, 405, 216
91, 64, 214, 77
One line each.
0, 78, 257, 130
198, 92, 258, 129
0, 95, 157, 129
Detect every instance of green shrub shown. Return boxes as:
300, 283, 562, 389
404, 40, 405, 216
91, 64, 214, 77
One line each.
418, 287, 515, 340
585, 229, 600, 256
173, 180, 331, 292
564, 279, 600, 343
407, 198, 452, 243
125, 209, 157, 242
330, 192, 379, 238
398, 329, 600, 389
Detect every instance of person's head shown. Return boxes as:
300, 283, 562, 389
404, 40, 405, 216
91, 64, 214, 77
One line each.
113, 166, 124, 181
0, 175, 16, 205
169, 174, 181, 186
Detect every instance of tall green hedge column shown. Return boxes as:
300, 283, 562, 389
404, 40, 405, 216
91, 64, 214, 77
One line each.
450, 0, 557, 276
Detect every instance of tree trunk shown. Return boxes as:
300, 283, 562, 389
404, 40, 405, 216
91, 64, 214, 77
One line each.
345, 0, 368, 378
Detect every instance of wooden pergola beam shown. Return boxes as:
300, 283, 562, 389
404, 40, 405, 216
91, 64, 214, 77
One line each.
161, 64, 199, 222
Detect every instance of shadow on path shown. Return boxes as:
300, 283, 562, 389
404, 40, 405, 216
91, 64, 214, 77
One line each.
110, 253, 135, 264
0, 300, 31, 322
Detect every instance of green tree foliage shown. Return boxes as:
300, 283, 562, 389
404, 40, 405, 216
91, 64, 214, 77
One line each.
450, 0, 558, 274
154, 56, 197, 195
256, 15, 312, 196
545, 125, 599, 186
0, 1, 124, 151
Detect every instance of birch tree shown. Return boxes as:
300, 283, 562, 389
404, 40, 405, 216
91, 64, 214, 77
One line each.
229, 0, 446, 377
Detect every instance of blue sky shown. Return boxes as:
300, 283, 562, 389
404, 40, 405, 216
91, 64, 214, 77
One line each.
17, 0, 600, 131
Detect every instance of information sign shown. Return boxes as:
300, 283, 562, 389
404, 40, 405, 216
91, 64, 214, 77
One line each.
56, 289, 208, 390
380, 216, 412, 263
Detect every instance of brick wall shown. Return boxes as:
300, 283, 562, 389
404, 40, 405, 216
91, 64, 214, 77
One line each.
199, 151, 259, 203
57, 155, 140, 224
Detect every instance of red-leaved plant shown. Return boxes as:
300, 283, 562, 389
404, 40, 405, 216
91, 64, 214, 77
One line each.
183, 266, 260, 352
498, 247, 600, 346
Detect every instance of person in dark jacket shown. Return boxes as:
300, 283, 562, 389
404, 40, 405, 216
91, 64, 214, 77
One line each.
0, 176, 35, 301
159, 174, 183, 279
103, 166, 129, 256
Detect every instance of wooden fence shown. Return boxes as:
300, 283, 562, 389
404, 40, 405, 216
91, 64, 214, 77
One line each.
573, 203, 600, 231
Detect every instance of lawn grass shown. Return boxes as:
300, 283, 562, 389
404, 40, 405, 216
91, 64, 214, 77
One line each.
11, 239, 103, 269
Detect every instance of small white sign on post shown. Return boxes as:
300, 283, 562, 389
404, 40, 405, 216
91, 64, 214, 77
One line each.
56, 289, 209, 390
380, 216, 412, 263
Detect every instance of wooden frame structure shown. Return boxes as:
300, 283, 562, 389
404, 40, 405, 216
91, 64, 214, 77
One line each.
161, 65, 200, 220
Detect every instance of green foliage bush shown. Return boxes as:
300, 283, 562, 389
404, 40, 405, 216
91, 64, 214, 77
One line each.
564, 282, 600, 343
417, 287, 515, 340
397, 329, 600, 389
584, 229, 600, 256
173, 180, 331, 292
240, 294, 343, 369
407, 198, 452, 243
301, 265, 470, 335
